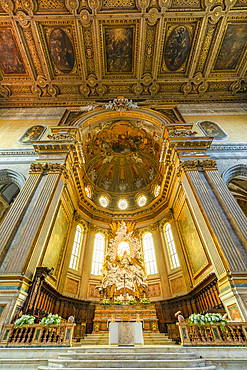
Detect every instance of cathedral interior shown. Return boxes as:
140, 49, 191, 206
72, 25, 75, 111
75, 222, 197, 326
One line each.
0, 0, 247, 345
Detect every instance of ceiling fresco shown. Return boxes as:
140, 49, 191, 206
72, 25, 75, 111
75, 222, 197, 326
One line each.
0, 0, 246, 105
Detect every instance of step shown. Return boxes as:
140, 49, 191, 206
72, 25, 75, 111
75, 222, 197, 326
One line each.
38, 367, 216, 370
45, 358, 207, 368
58, 353, 199, 361
67, 347, 188, 353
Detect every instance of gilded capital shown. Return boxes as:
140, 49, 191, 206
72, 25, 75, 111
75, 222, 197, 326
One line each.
29, 162, 47, 174
168, 129, 197, 137
198, 159, 217, 171
48, 163, 67, 175
177, 159, 198, 177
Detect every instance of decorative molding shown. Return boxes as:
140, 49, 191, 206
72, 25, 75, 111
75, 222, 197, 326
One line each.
0, 149, 37, 156
104, 97, 139, 111
159, 210, 174, 229
178, 158, 217, 175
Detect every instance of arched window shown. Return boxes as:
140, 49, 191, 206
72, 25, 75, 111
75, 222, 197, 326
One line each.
142, 232, 158, 275
69, 225, 83, 270
164, 223, 180, 269
91, 233, 105, 275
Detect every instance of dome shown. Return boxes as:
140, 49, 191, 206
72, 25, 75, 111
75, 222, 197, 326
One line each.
81, 118, 163, 210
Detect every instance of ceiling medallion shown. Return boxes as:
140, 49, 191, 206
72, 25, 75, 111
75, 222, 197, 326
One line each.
99, 196, 108, 208
137, 195, 147, 207
118, 199, 128, 210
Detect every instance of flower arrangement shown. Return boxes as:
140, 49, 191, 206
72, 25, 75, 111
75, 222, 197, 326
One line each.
40, 313, 61, 327
100, 299, 111, 305
113, 299, 123, 305
14, 314, 35, 329
188, 313, 228, 330
140, 298, 150, 305
128, 299, 137, 305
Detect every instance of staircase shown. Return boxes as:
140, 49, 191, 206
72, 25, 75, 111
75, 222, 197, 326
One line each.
77, 332, 173, 346
38, 346, 216, 370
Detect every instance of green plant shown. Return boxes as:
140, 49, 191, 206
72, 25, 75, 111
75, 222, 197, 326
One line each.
100, 299, 111, 305
128, 299, 137, 305
14, 314, 35, 329
113, 299, 123, 305
40, 313, 61, 327
188, 313, 228, 330
140, 298, 150, 305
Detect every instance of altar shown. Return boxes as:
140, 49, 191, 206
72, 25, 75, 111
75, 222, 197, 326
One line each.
109, 322, 143, 345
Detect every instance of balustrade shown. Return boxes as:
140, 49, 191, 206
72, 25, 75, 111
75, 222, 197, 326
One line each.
0, 323, 75, 347
178, 321, 247, 346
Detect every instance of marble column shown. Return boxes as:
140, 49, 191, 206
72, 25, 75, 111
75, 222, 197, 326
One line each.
180, 158, 247, 320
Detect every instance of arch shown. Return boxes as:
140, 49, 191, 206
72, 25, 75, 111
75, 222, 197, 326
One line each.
222, 164, 247, 185
0, 169, 26, 188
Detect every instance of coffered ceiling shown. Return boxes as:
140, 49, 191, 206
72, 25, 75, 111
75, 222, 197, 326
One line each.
0, 0, 246, 106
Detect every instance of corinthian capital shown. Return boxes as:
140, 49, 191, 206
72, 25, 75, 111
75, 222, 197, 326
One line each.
198, 159, 217, 171
29, 162, 47, 174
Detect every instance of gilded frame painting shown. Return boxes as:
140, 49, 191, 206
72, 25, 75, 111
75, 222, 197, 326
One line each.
196, 120, 229, 141
17, 125, 48, 146
100, 20, 139, 77
177, 200, 209, 278
0, 28, 26, 75
214, 23, 247, 71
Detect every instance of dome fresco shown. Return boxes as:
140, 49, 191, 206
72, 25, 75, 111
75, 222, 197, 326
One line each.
82, 119, 162, 202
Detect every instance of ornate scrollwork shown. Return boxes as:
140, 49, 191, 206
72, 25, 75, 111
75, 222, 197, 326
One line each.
168, 129, 197, 137
0, 85, 11, 99
47, 133, 76, 141
104, 96, 139, 111
29, 162, 47, 174
179, 159, 198, 171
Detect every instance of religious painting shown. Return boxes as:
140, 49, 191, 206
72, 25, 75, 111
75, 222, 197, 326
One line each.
18, 125, 47, 145
84, 120, 161, 156
0, 28, 25, 74
214, 23, 247, 70
49, 28, 75, 73
178, 201, 208, 276
228, 303, 242, 321
197, 121, 228, 141
163, 25, 190, 71
104, 26, 134, 73
43, 206, 69, 274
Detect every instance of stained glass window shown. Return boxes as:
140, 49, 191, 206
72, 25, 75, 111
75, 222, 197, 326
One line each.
91, 233, 105, 275
165, 223, 180, 269
142, 232, 158, 275
69, 225, 83, 270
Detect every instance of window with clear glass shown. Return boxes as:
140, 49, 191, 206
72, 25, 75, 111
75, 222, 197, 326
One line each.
165, 223, 180, 269
69, 225, 83, 270
142, 232, 158, 275
91, 233, 105, 275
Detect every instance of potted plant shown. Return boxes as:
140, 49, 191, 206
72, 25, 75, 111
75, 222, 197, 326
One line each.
40, 313, 61, 327
100, 299, 111, 306
128, 299, 137, 305
188, 313, 227, 330
113, 299, 123, 305
140, 298, 150, 305
14, 314, 35, 329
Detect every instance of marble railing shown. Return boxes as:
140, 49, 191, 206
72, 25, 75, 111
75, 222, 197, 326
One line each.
0, 323, 75, 347
177, 321, 247, 346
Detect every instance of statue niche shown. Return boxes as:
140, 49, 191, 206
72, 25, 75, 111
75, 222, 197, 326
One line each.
98, 222, 148, 302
